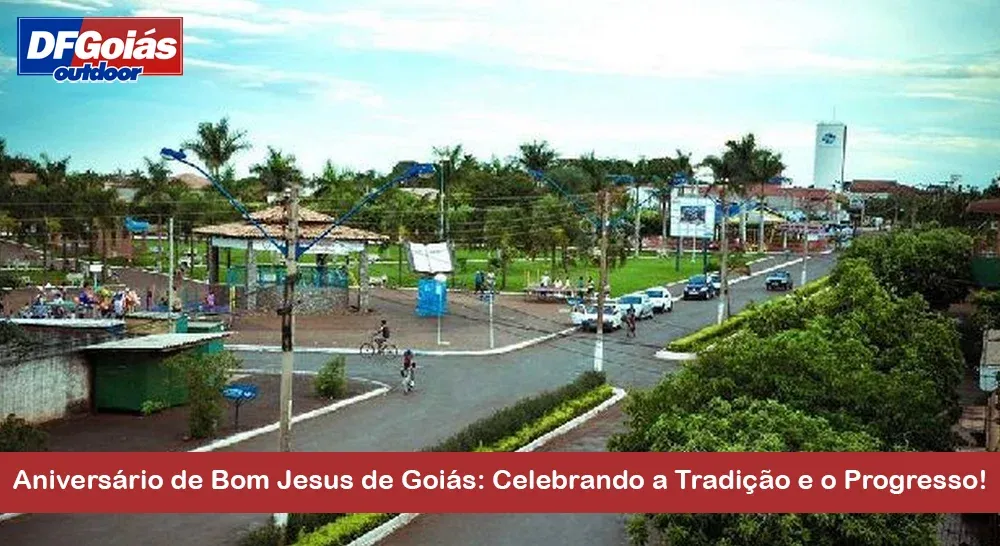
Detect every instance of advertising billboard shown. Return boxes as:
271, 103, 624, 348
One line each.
813, 122, 847, 189
670, 197, 715, 239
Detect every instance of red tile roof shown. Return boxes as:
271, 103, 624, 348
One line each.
849, 179, 920, 195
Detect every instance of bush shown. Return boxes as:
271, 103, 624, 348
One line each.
0, 413, 48, 452
294, 513, 395, 546
426, 371, 606, 452
238, 514, 348, 546
476, 385, 614, 452
315, 356, 347, 399
140, 399, 167, 416
239, 522, 285, 546
164, 351, 242, 439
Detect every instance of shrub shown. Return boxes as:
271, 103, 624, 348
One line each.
238, 514, 347, 546
140, 399, 167, 416
315, 356, 347, 399
476, 385, 614, 452
426, 371, 605, 452
294, 513, 396, 546
0, 413, 48, 452
164, 350, 242, 439
0, 321, 36, 353
239, 522, 284, 546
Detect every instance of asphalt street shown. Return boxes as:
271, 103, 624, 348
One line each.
0, 253, 836, 546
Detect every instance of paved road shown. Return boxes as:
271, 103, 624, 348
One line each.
0, 254, 835, 546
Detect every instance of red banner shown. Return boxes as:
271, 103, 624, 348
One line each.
0, 452, 994, 514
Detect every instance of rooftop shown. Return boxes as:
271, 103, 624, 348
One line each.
83, 332, 229, 352
7, 318, 125, 329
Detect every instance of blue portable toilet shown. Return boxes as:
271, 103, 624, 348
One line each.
416, 275, 448, 317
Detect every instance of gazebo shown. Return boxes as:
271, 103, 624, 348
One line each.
193, 206, 389, 314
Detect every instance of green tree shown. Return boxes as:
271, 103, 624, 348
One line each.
617, 398, 939, 546
182, 117, 251, 179
518, 140, 558, 172
250, 146, 303, 194
841, 227, 973, 309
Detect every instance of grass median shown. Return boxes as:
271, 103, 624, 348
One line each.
239, 371, 616, 546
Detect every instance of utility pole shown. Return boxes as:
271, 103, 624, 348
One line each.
594, 190, 610, 373
634, 183, 641, 257
439, 161, 446, 241
758, 182, 766, 252
168, 217, 174, 312
274, 182, 298, 544
488, 291, 495, 349
717, 186, 730, 325
279, 182, 299, 452
801, 222, 809, 287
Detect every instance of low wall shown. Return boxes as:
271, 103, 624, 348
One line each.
0, 351, 90, 424
254, 285, 350, 315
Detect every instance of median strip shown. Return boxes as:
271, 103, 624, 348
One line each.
237, 372, 626, 546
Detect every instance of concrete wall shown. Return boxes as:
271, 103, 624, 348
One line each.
0, 352, 90, 424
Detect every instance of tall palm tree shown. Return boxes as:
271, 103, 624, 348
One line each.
182, 117, 251, 179
701, 152, 737, 322
577, 152, 613, 372
250, 147, 303, 194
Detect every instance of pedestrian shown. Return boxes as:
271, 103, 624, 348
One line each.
474, 270, 484, 295
625, 306, 637, 338
145, 288, 153, 310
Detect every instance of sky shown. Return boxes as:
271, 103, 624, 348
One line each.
0, 0, 998, 187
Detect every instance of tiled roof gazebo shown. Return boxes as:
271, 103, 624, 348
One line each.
193, 206, 388, 313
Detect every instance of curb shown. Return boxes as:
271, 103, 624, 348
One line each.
191, 375, 390, 452
226, 326, 578, 357
653, 350, 698, 361
346, 386, 628, 546
0, 374, 389, 524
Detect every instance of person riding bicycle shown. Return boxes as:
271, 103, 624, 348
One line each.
625, 306, 637, 338
374, 320, 390, 350
401, 349, 416, 390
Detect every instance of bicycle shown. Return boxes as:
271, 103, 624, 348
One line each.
359, 334, 399, 361
400, 365, 416, 394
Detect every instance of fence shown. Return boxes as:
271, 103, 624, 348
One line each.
224, 265, 349, 289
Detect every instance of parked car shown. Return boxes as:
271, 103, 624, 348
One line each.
707, 272, 722, 292
645, 288, 674, 313
765, 270, 793, 291
683, 275, 716, 300
618, 293, 654, 320
582, 303, 624, 331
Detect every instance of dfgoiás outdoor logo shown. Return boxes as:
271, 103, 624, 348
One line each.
17, 17, 183, 82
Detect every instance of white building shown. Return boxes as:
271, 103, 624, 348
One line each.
813, 122, 847, 191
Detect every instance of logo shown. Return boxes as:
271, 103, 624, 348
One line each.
17, 17, 183, 82
820, 132, 837, 145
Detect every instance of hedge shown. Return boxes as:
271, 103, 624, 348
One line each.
286, 373, 615, 546
666, 276, 830, 353
475, 385, 614, 452
425, 370, 606, 452
293, 513, 397, 546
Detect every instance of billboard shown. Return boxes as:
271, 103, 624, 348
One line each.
406, 242, 454, 274
813, 122, 847, 189
670, 197, 715, 239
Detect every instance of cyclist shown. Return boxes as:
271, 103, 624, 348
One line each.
625, 306, 637, 338
374, 319, 390, 350
401, 349, 416, 392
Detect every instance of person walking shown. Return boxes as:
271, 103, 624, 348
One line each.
401, 349, 417, 393
625, 306, 637, 338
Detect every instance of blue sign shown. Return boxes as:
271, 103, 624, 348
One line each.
222, 384, 258, 402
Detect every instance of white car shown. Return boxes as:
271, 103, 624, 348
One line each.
707, 272, 722, 292
617, 293, 654, 320
569, 303, 590, 326
581, 303, 624, 331
644, 288, 674, 313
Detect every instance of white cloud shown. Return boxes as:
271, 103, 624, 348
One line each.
0, 0, 110, 10
185, 57, 384, 107
896, 91, 1000, 105
851, 127, 1000, 153
183, 35, 214, 45
134, 8, 284, 35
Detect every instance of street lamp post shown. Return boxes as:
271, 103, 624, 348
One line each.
435, 273, 449, 346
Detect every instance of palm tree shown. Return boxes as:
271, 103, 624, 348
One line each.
751, 149, 786, 251
182, 117, 251, 179
134, 157, 184, 272
577, 152, 613, 372
701, 152, 736, 322
250, 147, 303, 194
518, 140, 558, 172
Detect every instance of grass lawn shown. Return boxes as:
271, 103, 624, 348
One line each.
121, 240, 762, 297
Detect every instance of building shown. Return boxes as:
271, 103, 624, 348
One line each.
813, 122, 847, 190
